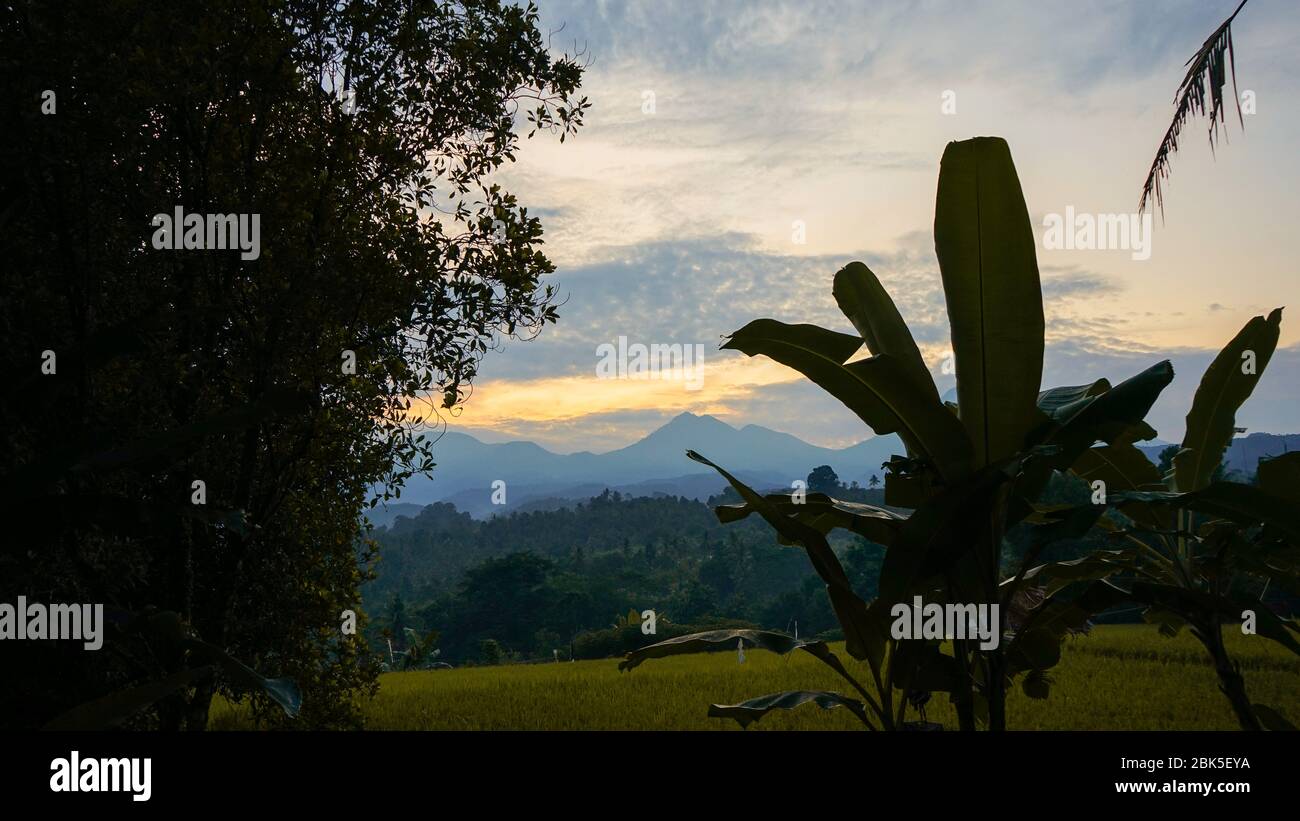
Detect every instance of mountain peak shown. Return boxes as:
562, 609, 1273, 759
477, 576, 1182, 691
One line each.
661, 411, 733, 431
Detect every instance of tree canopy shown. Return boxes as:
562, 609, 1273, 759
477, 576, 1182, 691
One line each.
0, 0, 587, 729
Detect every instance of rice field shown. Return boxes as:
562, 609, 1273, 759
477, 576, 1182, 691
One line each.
209, 625, 1300, 730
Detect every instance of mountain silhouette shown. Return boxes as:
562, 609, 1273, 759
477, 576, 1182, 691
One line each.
386, 412, 903, 516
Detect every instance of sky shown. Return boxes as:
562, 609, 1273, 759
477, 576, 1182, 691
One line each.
429, 0, 1299, 454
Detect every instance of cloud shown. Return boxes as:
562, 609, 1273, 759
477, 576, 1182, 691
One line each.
433, 1, 1300, 452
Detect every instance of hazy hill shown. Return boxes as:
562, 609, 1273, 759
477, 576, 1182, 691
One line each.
1137, 432, 1299, 476
388, 412, 903, 516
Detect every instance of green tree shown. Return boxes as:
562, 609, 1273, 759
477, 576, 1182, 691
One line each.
807, 465, 841, 495
0, 0, 586, 729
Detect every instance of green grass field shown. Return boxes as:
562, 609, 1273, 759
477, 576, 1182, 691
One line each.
209, 625, 1300, 730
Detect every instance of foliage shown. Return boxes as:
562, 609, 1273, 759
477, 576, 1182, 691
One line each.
0, 0, 585, 728
621, 137, 1186, 731
1036, 308, 1300, 730
362, 491, 880, 663
1140, 0, 1250, 215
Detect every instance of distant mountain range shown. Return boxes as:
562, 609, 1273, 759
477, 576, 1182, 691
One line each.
376, 412, 903, 518
1136, 432, 1299, 478
368, 413, 1298, 521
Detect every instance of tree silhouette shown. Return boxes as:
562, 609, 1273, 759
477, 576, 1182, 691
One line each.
806, 465, 840, 495
0, 0, 586, 729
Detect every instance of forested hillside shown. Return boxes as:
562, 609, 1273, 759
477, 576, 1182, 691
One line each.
359, 470, 1130, 665
362, 486, 886, 663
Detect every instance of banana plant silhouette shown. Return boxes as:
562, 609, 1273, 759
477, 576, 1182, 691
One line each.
620, 137, 1178, 730
1010, 308, 1300, 730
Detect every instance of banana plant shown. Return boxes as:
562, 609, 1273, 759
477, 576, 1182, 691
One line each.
1009, 308, 1300, 730
620, 137, 1177, 730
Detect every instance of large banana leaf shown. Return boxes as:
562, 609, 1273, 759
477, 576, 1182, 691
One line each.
1070, 443, 1171, 533
832, 261, 939, 402
1015, 361, 1173, 513
1109, 482, 1300, 544
182, 637, 302, 717
1175, 309, 1282, 493
1127, 582, 1300, 658
1037, 380, 1111, 419
934, 136, 1045, 468
708, 690, 872, 729
1048, 361, 1173, 454
714, 491, 905, 546
878, 461, 1016, 607
619, 628, 883, 722
619, 628, 814, 671
722, 319, 972, 482
41, 628, 302, 728
123, 610, 302, 719
1002, 504, 1113, 599
1004, 579, 1129, 676
1011, 549, 1142, 596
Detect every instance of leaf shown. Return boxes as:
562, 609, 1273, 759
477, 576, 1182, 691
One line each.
1070, 443, 1171, 532
1140, 0, 1251, 215
1014, 549, 1142, 595
1109, 482, 1300, 544
1175, 308, 1282, 493
617, 628, 807, 671
1256, 452, 1300, 503
1128, 582, 1300, 658
714, 492, 905, 546
832, 261, 939, 402
182, 638, 302, 718
722, 320, 972, 482
1017, 361, 1174, 509
686, 450, 886, 668
1003, 504, 1119, 599
934, 136, 1045, 468
618, 628, 884, 720
1005, 580, 1130, 675
1050, 361, 1174, 454
42, 666, 215, 730
708, 690, 872, 729
1037, 379, 1111, 419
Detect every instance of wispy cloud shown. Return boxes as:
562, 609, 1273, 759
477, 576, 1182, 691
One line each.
449, 0, 1300, 451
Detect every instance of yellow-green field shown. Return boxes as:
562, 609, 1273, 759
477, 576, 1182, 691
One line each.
210, 625, 1300, 730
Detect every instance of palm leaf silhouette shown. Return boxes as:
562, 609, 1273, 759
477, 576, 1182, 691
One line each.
1139, 0, 1248, 216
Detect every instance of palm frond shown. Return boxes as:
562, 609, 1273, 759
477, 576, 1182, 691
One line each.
1139, 0, 1249, 217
